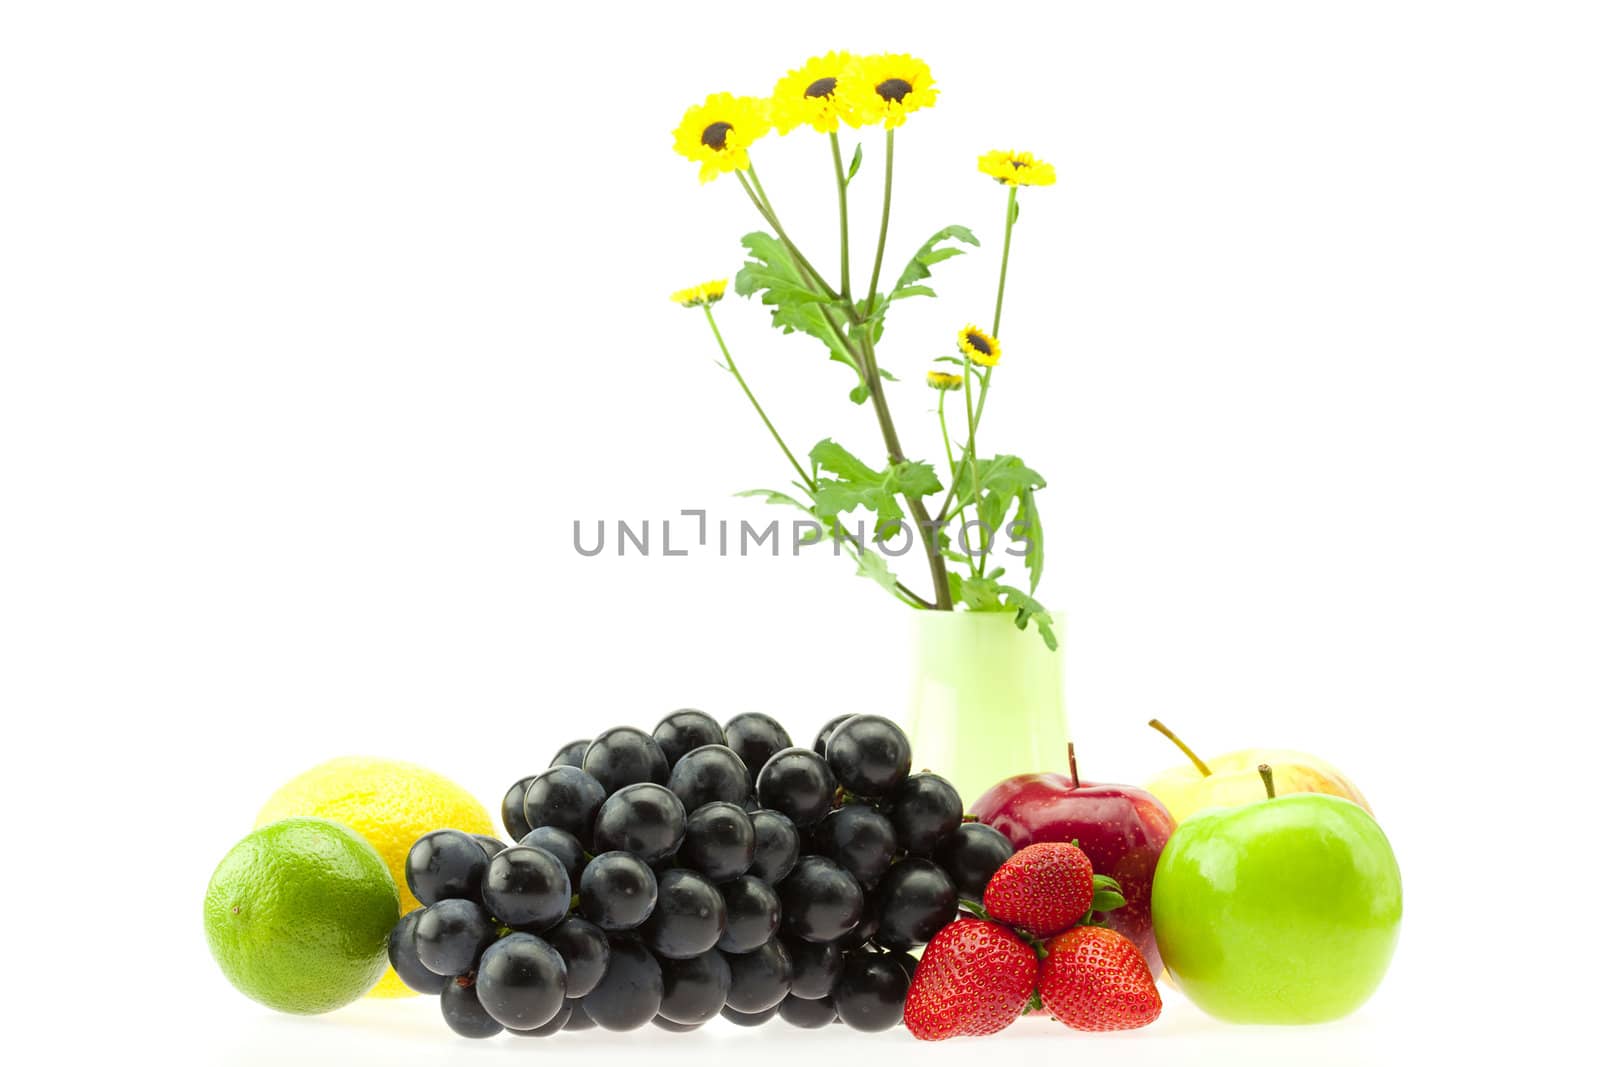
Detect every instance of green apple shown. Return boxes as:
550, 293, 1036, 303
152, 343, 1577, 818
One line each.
1151, 765, 1401, 1023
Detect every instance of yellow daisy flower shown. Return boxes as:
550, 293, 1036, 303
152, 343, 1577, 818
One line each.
839, 53, 937, 129
672, 93, 772, 184
977, 149, 1057, 187
772, 52, 859, 134
957, 324, 1001, 368
671, 279, 728, 308
927, 370, 964, 391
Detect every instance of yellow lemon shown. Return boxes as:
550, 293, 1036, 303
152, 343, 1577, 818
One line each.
256, 756, 494, 997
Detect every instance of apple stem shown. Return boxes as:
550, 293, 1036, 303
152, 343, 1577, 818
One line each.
1068, 741, 1080, 788
1258, 763, 1276, 799
1148, 718, 1212, 777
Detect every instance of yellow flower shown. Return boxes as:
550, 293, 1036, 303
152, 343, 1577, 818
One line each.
772, 52, 859, 134
839, 53, 937, 129
978, 149, 1057, 187
671, 279, 728, 308
927, 370, 964, 391
957, 324, 1001, 367
672, 94, 772, 183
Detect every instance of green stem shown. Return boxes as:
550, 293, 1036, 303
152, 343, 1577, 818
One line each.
738, 167, 839, 303
703, 306, 813, 492
858, 329, 953, 609
864, 128, 895, 311
962, 353, 984, 576
703, 294, 930, 611
829, 133, 853, 305
938, 390, 957, 481
992, 185, 1018, 337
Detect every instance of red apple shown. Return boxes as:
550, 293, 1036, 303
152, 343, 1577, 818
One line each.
971, 746, 1175, 976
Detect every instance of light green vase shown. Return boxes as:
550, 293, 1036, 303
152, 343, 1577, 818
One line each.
905, 610, 1069, 806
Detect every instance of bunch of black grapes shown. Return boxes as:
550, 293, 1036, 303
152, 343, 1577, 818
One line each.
387, 711, 1016, 1039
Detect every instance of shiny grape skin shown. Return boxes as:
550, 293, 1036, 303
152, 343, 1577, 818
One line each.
716, 875, 782, 953
667, 744, 753, 813
814, 804, 898, 888
474, 933, 568, 1031
680, 801, 756, 881
724, 938, 793, 1014
582, 936, 664, 1031
755, 747, 838, 827
472, 834, 508, 861
508, 1001, 571, 1037
812, 713, 858, 757
833, 951, 910, 1032
640, 868, 728, 959
778, 855, 864, 943
874, 857, 958, 949
933, 822, 1015, 899
578, 851, 658, 931
387, 908, 447, 994
582, 726, 670, 795
440, 977, 504, 1039
518, 825, 586, 884
652, 1016, 704, 1032
653, 709, 726, 767
501, 776, 536, 840
405, 829, 489, 905
780, 993, 837, 1028
824, 714, 913, 797
521, 766, 607, 849
747, 809, 801, 883
563, 999, 598, 1030
542, 916, 611, 998
481, 845, 571, 932
658, 948, 732, 1025
551, 739, 590, 768
783, 936, 843, 1000
414, 898, 496, 977
721, 1003, 782, 1027
723, 712, 793, 779
888, 772, 963, 854
592, 782, 687, 863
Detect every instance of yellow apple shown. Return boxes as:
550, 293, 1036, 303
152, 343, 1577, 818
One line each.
1144, 720, 1371, 823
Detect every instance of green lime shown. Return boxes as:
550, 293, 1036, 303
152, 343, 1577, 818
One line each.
204, 817, 400, 1014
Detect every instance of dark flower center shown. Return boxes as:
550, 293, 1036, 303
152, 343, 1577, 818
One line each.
875, 77, 913, 102
1009, 159, 1026, 169
965, 331, 992, 356
804, 77, 837, 99
700, 121, 733, 150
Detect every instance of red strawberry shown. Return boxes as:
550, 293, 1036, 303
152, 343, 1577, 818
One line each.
982, 842, 1094, 938
903, 918, 1039, 1040
1037, 926, 1161, 1031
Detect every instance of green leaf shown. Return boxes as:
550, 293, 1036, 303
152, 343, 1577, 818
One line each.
1091, 889, 1127, 913
853, 545, 902, 596
1019, 487, 1044, 593
887, 284, 936, 302
998, 584, 1057, 651
1011, 199, 1021, 224
949, 453, 1047, 516
891, 225, 979, 297
735, 231, 865, 398
735, 488, 807, 510
846, 142, 863, 183
809, 438, 942, 540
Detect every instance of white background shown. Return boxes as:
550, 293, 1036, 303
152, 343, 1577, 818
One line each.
3, 1, 1596, 1062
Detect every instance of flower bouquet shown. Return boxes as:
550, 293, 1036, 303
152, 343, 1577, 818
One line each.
672, 53, 1068, 795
